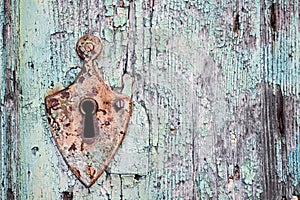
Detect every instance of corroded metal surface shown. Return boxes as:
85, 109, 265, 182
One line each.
45, 35, 132, 187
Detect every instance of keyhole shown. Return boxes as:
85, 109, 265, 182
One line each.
80, 98, 98, 138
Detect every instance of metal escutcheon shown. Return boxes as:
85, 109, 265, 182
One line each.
45, 35, 132, 187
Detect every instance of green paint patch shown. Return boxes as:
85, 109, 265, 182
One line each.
114, 15, 127, 27
197, 161, 215, 199
241, 163, 255, 185
104, 0, 113, 6
240, 138, 263, 198
288, 134, 300, 188
105, 6, 114, 17
113, 8, 127, 28
103, 28, 114, 43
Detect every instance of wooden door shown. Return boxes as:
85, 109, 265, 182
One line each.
1, 0, 299, 199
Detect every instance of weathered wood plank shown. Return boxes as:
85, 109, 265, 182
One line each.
1, 0, 299, 199
1, 0, 20, 199
17, 0, 149, 199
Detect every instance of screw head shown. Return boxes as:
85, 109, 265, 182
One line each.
76, 35, 102, 60
114, 99, 125, 112
84, 42, 94, 52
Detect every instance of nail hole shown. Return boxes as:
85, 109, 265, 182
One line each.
31, 146, 39, 156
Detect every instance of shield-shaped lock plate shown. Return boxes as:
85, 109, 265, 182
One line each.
45, 35, 132, 187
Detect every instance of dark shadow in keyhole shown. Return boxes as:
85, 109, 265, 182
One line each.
80, 98, 98, 139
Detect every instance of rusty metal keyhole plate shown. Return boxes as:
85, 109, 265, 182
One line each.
45, 35, 132, 187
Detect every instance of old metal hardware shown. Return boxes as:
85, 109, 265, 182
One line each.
45, 35, 132, 187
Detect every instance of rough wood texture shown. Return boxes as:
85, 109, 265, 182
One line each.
1, 0, 299, 199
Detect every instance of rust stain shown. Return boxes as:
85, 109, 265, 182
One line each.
169, 126, 176, 131
72, 167, 81, 178
46, 86, 64, 96
233, 11, 239, 34
60, 90, 70, 99
46, 97, 59, 110
234, 165, 240, 180
86, 165, 96, 179
68, 143, 77, 151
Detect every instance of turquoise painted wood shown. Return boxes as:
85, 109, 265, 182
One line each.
1, 0, 299, 199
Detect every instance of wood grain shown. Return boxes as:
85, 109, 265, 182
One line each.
1, 0, 299, 199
